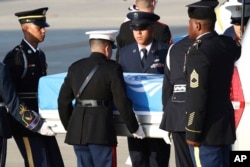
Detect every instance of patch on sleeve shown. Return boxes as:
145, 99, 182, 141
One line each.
188, 112, 195, 126
190, 70, 199, 88
19, 104, 33, 125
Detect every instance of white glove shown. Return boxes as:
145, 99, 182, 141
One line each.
132, 125, 146, 139
37, 121, 56, 136
159, 129, 171, 144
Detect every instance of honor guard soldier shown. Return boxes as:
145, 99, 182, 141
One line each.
223, 1, 250, 42
160, 36, 195, 167
3, 7, 64, 167
116, 0, 172, 62
184, 0, 241, 166
119, 11, 171, 167
58, 30, 145, 167
0, 62, 55, 167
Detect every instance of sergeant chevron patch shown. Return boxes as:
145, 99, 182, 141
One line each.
190, 70, 199, 88
188, 112, 195, 126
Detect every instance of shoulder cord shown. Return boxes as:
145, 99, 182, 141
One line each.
6, 46, 28, 79
20, 49, 28, 79
166, 44, 173, 71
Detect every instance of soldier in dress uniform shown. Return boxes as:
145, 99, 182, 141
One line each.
0, 62, 55, 167
116, 0, 172, 62
159, 36, 195, 167
119, 11, 170, 167
184, 0, 241, 166
57, 30, 145, 167
223, 1, 250, 42
3, 7, 64, 167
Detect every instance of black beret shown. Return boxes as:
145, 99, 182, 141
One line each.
127, 11, 160, 30
187, 0, 218, 21
15, 7, 49, 27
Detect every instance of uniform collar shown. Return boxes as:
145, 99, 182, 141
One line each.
138, 42, 152, 53
196, 32, 211, 40
23, 39, 39, 52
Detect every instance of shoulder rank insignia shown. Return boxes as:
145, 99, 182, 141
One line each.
190, 69, 199, 88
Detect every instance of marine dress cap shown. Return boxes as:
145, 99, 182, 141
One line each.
85, 30, 118, 49
127, 11, 160, 30
187, 0, 219, 21
15, 7, 49, 27
225, 2, 250, 25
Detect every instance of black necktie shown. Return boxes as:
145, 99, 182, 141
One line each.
141, 48, 147, 67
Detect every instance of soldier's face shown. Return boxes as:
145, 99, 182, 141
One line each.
24, 23, 46, 43
133, 26, 154, 46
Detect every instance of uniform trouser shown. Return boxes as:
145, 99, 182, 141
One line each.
14, 135, 64, 167
188, 144, 231, 167
127, 137, 170, 167
172, 132, 194, 167
0, 137, 7, 167
73, 144, 113, 167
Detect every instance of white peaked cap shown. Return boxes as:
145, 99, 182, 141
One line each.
85, 30, 118, 42
225, 1, 250, 18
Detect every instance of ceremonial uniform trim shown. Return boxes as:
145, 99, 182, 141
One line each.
194, 147, 202, 166
22, 137, 34, 167
26, 116, 40, 130
185, 127, 202, 133
20, 49, 28, 79
18, 15, 45, 19
19, 104, 41, 130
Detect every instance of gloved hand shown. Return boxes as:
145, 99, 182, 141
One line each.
37, 121, 56, 136
158, 129, 171, 144
132, 125, 146, 139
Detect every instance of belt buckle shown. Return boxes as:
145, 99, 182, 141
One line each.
83, 100, 97, 107
91, 100, 98, 106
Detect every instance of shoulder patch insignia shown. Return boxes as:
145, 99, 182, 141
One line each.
19, 104, 33, 125
190, 69, 199, 88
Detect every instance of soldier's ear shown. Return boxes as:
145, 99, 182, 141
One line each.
21, 23, 29, 31
195, 20, 202, 32
104, 43, 111, 57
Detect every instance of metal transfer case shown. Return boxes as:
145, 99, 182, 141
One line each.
38, 73, 165, 138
